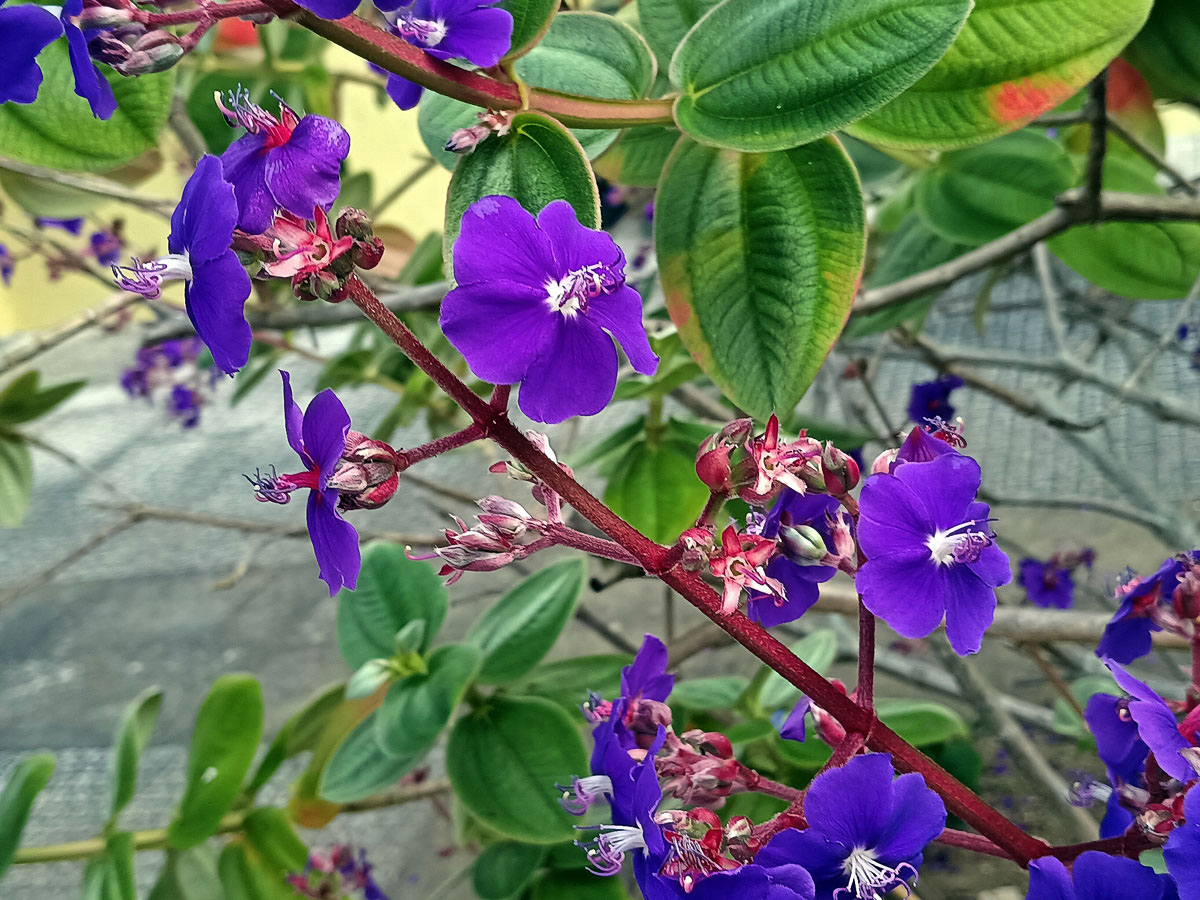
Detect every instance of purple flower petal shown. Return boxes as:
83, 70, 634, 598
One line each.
1072, 850, 1165, 900
432, 4, 512, 66
802, 753, 895, 850
1105, 660, 1193, 783
894, 426, 958, 465
265, 114, 349, 219
1165, 787, 1200, 899
1099, 790, 1134, 839
302, 388, 352, 480
184, 253, 252, 375
966, 539, 1013, 589
385, 73, 425, 110
857, 474, 936, 554
170, 155, 240, 262
290, 0, 359, 19
587, 285, 659, 376
942, 567, 998, 655
220, 132, 277, 234
761, 864, 816, 900
872, 772, 946, 863
306, 489, 360, 595
280, 371, 306, 459
0, 5, 61, 105
857, 548, 948, 639
621, 634, 673, 703
517, 318, 617, 424
439, 280, 558, 384
1097, 615, 1158, 665
779, 697, 810, 742
452, 195, 558, 289
1026, 856, 1076, 900
758, 827, 850, 886
63, 11, 116, 120
891, 452, 980, 531
749, 558, 823, 627
1084, 692, 1148, 783
536, 200, 620, 275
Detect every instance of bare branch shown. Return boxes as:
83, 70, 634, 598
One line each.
0, 292, 142, 375
0, 155, 174, 218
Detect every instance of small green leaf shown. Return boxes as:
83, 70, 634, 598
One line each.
510, 654, 631, 713
148, 848, 223, 900
82, 855, 109, 900
637, 0, 721, 68
760, 630, 838, 711
604, 439, 709, 545
375, 643, 481, 755
445, 111, 600, 254
473, 842, 548, 900
218, 843, 296, 900
447, 696, 588, 843
877, 699, 969, 747
774, 731, 833, 769
240, 807, 308, 876
109, 686, 163, 820
319, 710, 425, 803
289, 693, 380, 824
0, 371, 84, 425
656, 138, 865, 417
336, 542, 448, 668
105, 832, 137, 900
0, 752, 55, 879
914, 130, 1076, 245
499, 0, 559, 60
1124, 0, 1200, 101
167, 675, 264, 850
247, 682, 344, 796
0, 43, 174, 171
670, 0, 972, 152
594, 125, 681, 188
467, 560, 586, 685
670, 676, 748, 709
0, 436, 33, 529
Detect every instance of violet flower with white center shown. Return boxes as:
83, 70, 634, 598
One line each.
855, 452, 1011, 655
748, 490, 843, 628
61, 0, 116, 119
1102, 659, 1195, 784
1020, 558, 1075, 609
246, 372, 361, 595
216, 86, 349, 234
1025, 851, 1165, 900
111, 155, 252, 374
0, 1, 62, 105
907, 375, 963, 425
757, 754, 945, 900
441, 196, 659, 423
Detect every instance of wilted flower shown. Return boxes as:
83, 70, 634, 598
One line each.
710, 525, 785, 615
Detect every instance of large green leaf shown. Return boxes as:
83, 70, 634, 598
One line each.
914, 130, 1076, 246
148, 848, 223, 900
467, 560, 586, 684
531, 870, 631, 900
851, 0, 1153, 150
336, 542, 447, 667
656, 137, 865, 417
319, 710, 424, 803
473, 842, 548, 900
0, 753, 55, 879
419, 12, 654, 169
510, 654, 631, 713
375, 643, 481, 754
594, 125, 681, 188
240, 808, 308, 876
167, 675, 264, 850
669, 676, 748, 709
877, 699, 969, 747
0, 42, 173, 171
448, 697, 587, 843
0, 436, 33, 529
1048, 155, 1200, 299
109, 686, 163, 820
445, 112, 599, 253
217, 843, 294, 900
499, 0, 559, 60
760, 630, 838, 711
1124, 0, 1200, 101
670, 0, 971, 152
0, 371, 85, 426
637, 0, 721, 69
603, 439, 709, 544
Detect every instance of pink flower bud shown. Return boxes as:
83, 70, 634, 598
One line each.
870, 448, 899, 475
821, 443, 860, 494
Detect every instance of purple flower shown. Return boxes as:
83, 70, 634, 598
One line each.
907, 375, 963, 425
0, 2, 61, 105
1097, 555, 1198, 664
376, 0, 513, 110
622, 634, 674, 705
111, 155, 252, 374
778, 696, 812, 742
1165, 787, 1200, 899
246, 372, 361, 595
0, 243, 13, 286
1084, 692, 1148, 787
1026, 851, 1165, 900
216, 87, 349, 234
757, 754, 946, 900
1103, 659, 1193, 784
856, 453, 1011, 655
121, 338, 214, 428
441, 196, 658, 423
61, 0, 116, 119
90, 230, 122, 266
34, 216, 84, 234
748, 490, 841, 627
1020, 558, 1075, 609
167, 384, 201, 428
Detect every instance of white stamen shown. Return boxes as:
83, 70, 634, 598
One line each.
838, 847, 915, 900
926, 520, 989, 566
598, 824, 647, 854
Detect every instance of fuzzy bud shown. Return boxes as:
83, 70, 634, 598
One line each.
78, 2, 134, 29
821, 443, 860, 494
345, 658, 393, 699
335, 207, 374, 242
778, 523, 828, 564
870, 447, 899, 475
113, 32, 183, 76
445, 123, 491, 154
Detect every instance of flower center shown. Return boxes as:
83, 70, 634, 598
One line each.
245, 466, 320, 504
576, 824, 647, 877
215, 86, 297, 149
926, 519, 992, 566
545, 263, 621, 317
658, 833, 730, 894
838, 847, 917, 900
396, 12, 447, 47
111, 253, 193, 300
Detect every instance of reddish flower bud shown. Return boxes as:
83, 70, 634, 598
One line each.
821, 442, 860, 494
696, 443, 734, 492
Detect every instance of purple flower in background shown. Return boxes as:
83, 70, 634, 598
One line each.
121, 338, 214, 429
1026, 851, 1164, 900
166, 384, 202, 428
290, 845, 389, 900
61, 0, 117, 119
1020, 558, 1075, 609
111, 155, 252, 374
1103, 659, 1194, 784
1165, 787, 1200, 899
375, 0, 513, 110
216, 86, 349, 234
757, 754, 946, 900
0, 1, 62, 105
441, 196, 658, 423
778, 696, 811, 742
907, 375, 963, 425
90, 229, 122, 266
34, 216, 84, 234
1097, 554, 1198, 665
0, 243, 13, 286
246, 372, 361, 595
856, 453, 1011, 655
748, 490, 841, 627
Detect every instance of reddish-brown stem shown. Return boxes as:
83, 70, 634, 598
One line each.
1044, 830, 1158, 864
345, 276, 1050, 866
541, 524, 642, 567
259, 0, 676, 128
490, 384, 510, 410
824, 732, 867, 773
133, 0, 268, 25
401, 424, 483, 466
733, 762, 805, 804
857, 601, 875, 709
935, 829, 1012, 859
695, 490, 728, 528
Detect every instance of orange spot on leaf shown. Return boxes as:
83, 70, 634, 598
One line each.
990, 77, 1074, 125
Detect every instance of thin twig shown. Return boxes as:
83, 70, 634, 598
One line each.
0, 155, 174, 217
1082, 71, 1109, 222
1106, 115, 1198, 196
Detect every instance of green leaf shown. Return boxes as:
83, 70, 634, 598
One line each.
914, 130, 1076, 245
240, 807, 308, 876
148, 848, 223, 900
1124, 0, 1200, 101
0, 752, 55, 879
447, 696, 588, 843
656, 138, 865, 417
445, 111, 600, 254
336, 542, 448, 668
499, 0, 559, 60
246, 682, 345, 796
760, 630, 838, 711
569, 417, 646, 473
531, 869, 631, 900
594, 125, 681, 188
670, 676, 748, 709
670, 0, 971, 152
0, 436, 33, 529
375, 644, 481, 754
82, 855, 110, 900
850, 0, 1154, 150
604, 439, 709, 544
419, 12, 654, 169
104, 832, 137, 900
473, 842, 548, 900
231, 347, 285, 406
1048, 155, 1200, 299
319, 710, 424, 803
723, 718, 776, 745
109, 686, 163, 820
840, 135, 905, 186
0, 371, 84, 425
877, 699, 968, 747
467, 560, 586, 685
774, 730, 833, 769
0, 43, 173, 171
637, 0, 721, 68
167, 675, 264, 850
290, 694, 381, 820
509, 654, 631, 713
